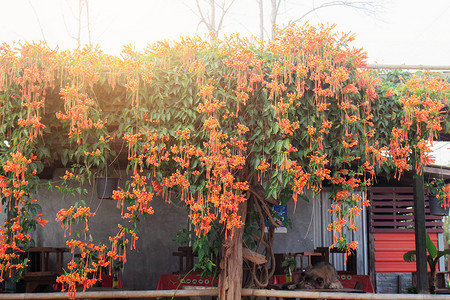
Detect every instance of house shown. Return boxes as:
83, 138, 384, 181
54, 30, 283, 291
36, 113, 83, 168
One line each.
303, 164, 449, 293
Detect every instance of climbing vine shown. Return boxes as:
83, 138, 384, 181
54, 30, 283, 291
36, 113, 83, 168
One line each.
0, 24, 448, 298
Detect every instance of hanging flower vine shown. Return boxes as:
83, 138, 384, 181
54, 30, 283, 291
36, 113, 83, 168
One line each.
0, 23, 448, 299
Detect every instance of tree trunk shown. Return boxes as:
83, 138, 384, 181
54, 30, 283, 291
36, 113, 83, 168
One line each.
218, 200, 247, 299
270, 0, 280, 39
210, 0, 216, 36
258, 0, 264, 42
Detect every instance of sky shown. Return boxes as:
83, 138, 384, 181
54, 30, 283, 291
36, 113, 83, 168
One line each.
1, 0, 450, 66
1, 0, 449, 165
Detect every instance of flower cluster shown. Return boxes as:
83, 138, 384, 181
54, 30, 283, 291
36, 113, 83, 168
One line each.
0, 151, 47, 282
56, 206, 95, 237
389, 74, 449, 178
56, 239, 110, 299
426, 178, 450, 209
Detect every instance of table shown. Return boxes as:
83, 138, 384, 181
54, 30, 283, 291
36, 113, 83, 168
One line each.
157, 274, 216, 290
270, 274, 374, 293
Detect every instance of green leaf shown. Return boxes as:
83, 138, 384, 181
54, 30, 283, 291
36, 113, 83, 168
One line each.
275, 140, 283, 153
257, 118, 263, 129
271, 168, 278, 179
60, 149, 69, 166
426, 233, 437, 258
300, 194, 310, 203
283, 138, 290, 150
403, 250, 416, 262
436, 249, 450, 260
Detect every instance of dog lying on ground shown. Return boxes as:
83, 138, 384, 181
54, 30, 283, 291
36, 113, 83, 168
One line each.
284, 261, 343, 290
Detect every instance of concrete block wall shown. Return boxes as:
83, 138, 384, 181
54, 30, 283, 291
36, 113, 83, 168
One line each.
376, 273, 413, 294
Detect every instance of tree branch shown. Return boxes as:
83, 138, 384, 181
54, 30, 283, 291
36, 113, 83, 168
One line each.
249, 188, 280, 228
195, 0, 212, 32
216, 0, 236, 35
28, 0, 46, 41
85, 0, 91, 45
293, 0, 380, 24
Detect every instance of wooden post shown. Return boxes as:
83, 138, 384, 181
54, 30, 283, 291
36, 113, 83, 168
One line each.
367, 201, 377, 292
413, 172, 428, 294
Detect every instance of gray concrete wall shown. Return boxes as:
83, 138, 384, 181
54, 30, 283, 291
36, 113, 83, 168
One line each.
31, 168, 188, 290
271, 197, 315, 254
28, 168, 314, 290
